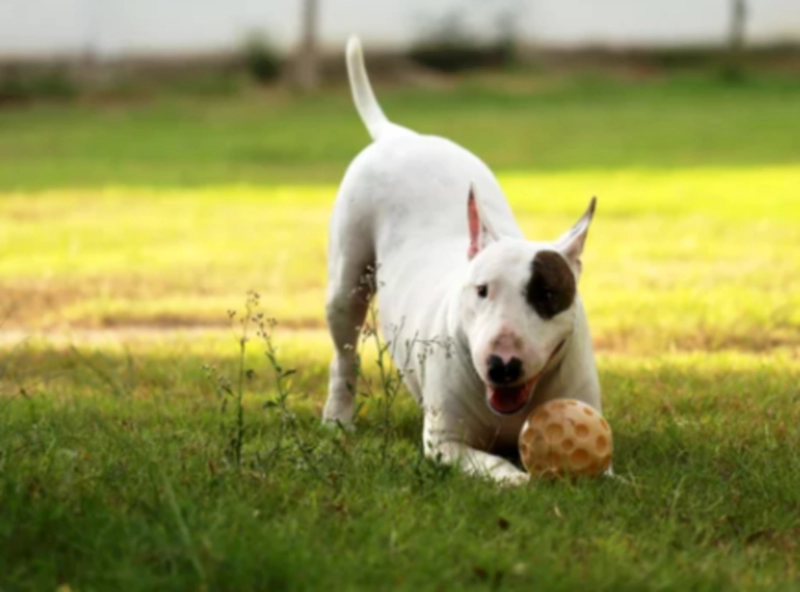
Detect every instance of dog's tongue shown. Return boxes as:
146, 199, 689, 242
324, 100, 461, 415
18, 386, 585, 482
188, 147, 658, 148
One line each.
489, 384, 530, 415
488, 375, 540, 415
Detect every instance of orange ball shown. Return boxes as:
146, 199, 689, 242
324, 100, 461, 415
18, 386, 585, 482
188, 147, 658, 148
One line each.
519, 399, 612, 478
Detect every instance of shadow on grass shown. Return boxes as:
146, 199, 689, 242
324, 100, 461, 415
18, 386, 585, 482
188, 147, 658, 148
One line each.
2, 73, 800, 191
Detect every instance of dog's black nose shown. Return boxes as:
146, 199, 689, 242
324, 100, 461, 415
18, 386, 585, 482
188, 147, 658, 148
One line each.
487, 355, 523, 384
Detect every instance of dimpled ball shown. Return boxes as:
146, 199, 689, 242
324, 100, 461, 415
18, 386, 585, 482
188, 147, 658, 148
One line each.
519, 399, 612, 478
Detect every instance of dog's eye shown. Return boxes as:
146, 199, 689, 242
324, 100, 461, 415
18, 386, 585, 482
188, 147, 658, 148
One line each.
476, 284, 488, 299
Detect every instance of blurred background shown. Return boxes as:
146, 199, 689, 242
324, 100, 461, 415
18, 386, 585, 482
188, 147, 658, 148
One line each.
1, 0, 798, 104
2, 0, 799, 57
0, 0, 798, 351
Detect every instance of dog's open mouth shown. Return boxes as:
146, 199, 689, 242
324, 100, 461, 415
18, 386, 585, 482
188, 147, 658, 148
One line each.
486, 340, 567, 416
488, 375, 540, 415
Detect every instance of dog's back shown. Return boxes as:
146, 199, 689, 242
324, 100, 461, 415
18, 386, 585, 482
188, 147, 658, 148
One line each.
337, 37, 521, 252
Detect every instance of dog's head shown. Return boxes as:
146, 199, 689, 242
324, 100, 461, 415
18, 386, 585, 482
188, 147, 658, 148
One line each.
459, 184, 595, 416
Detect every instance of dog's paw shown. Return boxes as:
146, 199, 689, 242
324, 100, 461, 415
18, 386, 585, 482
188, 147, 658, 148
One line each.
494, 468, 531, 487
602, 465, 619, 480
322, 397, 355, 429
321, 416, 355, 432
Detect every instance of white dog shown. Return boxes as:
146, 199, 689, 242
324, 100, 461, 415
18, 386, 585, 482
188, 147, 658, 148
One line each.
322, 37, 602, 485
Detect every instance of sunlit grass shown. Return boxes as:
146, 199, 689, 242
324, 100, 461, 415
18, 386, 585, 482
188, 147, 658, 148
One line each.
2, 165, 799, 352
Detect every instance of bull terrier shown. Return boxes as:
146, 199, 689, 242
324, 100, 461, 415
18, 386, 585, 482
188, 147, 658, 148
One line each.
322, 37, 602, 485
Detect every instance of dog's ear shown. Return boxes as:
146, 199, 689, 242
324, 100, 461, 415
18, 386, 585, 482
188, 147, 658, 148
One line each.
555, 197, 596, 274
467, 183, 498, 260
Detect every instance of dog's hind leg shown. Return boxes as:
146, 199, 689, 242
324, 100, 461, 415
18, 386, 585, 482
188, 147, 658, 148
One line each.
322, 222, 375, 427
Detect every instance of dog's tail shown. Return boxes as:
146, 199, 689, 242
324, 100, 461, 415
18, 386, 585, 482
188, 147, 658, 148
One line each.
346, 36, 411, 141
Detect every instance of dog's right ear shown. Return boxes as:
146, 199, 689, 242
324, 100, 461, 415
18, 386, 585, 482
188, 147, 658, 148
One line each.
467, 183, 498, 260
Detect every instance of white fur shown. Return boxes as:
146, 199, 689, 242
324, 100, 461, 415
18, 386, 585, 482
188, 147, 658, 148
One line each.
322, 37, 602, 485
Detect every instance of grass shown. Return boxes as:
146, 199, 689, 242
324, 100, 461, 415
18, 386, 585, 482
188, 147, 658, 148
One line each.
2, 70, 800, 590
3, 166, 800, 353
0, 72, 799, 190
2, 335, 799, 590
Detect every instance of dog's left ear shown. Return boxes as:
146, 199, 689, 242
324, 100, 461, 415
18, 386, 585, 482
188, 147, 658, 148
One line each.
555, 197, 596, 274
467, 183, 498, 260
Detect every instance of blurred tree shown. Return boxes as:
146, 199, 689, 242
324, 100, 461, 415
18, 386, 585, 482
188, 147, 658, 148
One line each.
293, 0, 320, 91
244, 33, 282, 84
725, 0, 748, 80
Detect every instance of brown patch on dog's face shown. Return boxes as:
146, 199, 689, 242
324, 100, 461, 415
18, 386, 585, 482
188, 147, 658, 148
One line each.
525, 251, 576, 319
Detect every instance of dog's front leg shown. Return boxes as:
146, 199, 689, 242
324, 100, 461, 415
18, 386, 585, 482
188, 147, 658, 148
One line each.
426, 439, 530, 486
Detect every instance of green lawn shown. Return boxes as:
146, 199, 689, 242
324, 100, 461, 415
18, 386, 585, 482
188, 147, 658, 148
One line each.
2, 72, 800, 590
1, 73, 799, 190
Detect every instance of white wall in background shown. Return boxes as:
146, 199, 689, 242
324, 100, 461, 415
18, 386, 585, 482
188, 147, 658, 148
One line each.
0, 0, 798, 58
